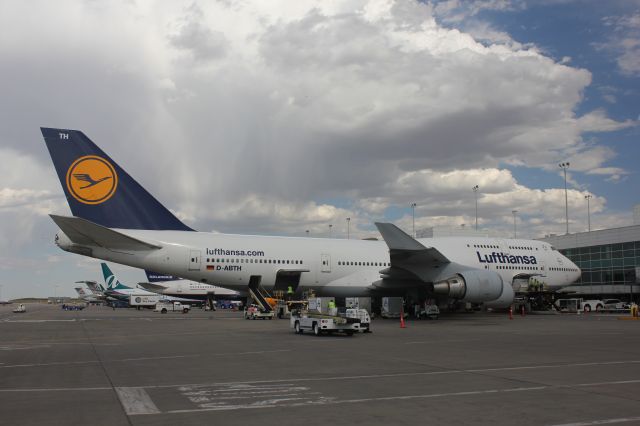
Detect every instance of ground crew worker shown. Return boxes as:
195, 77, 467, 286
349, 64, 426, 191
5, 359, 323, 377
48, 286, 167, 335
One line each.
328, 299, 337, 316
287, 285, 294, 300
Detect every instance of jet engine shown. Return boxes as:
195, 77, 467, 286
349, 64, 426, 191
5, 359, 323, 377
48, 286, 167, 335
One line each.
433, 269, 505, 303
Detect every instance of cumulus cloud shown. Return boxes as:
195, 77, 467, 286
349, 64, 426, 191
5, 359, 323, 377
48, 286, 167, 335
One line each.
598, 12, 640, 75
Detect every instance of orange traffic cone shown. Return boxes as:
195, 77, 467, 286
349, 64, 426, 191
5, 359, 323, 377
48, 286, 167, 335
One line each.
400, 306, 406, 328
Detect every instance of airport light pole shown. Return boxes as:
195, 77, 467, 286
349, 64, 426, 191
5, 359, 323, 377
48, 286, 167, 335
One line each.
346, 217, 351, 239
585, 194, 592, 232
559, 162, 570, 234
305, 230, 309, 238
411, 202, 417, 238
472, 185, 479, 231
512, 210, 518, 239
329, 224, 333, 238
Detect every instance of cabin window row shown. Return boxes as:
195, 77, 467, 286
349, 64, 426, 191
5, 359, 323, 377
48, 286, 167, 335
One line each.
205, 258, 304, 265
549, 267, 579, 272
337, 261, 390, 267
495, 265, 539, 271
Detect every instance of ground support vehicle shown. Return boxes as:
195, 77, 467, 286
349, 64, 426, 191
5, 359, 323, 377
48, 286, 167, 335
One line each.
154, 301, 190, 314
219, 300, 242, 310
12, 304, 26, 313
290, 310, 362, 336
275, 300, 308, 319
61, 303, 85, 311
416, 304, 440, 320
345, 308, 372, 332
244, 304, 274, 320
129, 295, 161, 309
555, 298, 604, 313
602, 299, 631, 313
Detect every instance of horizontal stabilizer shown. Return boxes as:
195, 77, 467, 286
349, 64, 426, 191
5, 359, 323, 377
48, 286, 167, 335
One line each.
145, 270, 180, 282
50, 215, 162, 251
138, 282, 168, 292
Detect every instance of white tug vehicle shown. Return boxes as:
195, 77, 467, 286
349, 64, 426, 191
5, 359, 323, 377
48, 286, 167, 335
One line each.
290, 297, 370, 336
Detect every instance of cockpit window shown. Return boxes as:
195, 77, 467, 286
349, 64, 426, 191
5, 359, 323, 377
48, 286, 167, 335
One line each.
550, 246, 556, 251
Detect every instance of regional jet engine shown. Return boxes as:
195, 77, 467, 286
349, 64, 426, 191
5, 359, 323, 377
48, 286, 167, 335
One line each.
433, 270, 504, 303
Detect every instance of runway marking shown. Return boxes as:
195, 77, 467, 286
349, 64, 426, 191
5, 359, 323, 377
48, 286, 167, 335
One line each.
133, 359, 640, 389
0, 350, 290, 368
0, 387, 112, 392
163, 379, 640, 414
549, 416, 640, 426
0, 344, 51, 351
119, 355, 199, 362
176, 383, 327, 411
2, 319, 78, 323
115, 387, 160, 415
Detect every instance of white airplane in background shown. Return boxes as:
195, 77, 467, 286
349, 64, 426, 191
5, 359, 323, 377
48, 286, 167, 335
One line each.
138, 270, 242, 301
74, 285, 102, 303
42, 128, 581, 309
99, 263, 200, 304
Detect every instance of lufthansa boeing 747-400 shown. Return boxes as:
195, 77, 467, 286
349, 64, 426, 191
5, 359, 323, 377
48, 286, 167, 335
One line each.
42, 128, 581, 309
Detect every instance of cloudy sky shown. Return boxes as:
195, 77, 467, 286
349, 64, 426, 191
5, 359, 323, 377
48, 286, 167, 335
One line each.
1, 0, 638, 299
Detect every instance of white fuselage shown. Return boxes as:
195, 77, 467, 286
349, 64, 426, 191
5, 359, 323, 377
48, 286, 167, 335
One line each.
143, 280, 240, 299
58, 230, 581, 299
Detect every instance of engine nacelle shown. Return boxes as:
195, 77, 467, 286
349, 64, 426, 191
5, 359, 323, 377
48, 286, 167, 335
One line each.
433, 269, 504, 303
484, 282, 515, 309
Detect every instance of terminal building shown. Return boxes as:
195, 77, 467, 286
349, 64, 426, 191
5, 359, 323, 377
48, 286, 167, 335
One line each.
540, 224, 640, 302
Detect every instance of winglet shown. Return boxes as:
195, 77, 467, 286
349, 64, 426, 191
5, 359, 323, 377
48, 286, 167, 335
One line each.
375, 222, 427, 251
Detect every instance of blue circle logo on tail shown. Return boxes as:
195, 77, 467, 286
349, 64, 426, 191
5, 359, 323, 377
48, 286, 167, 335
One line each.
66, 156, 118, 205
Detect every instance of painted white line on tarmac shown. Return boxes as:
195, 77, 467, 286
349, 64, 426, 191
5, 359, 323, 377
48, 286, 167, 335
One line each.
0, 344, 51, 351
120, 355, 199, 362
0, 387, 111, 392
140, 359, 640, 389
548, 416, 640, 426
166, 385, 548, 413
0, 360, 100, 368
164, 379, 640, 414
2, 319, 77, 323
115, 387, 160, 415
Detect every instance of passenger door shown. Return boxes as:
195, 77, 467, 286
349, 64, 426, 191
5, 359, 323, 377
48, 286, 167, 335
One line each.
189, 250, 201, 271
320, 254, 331, 273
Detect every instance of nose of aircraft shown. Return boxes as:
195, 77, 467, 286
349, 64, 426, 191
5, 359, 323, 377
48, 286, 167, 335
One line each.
571, 260, 582, 283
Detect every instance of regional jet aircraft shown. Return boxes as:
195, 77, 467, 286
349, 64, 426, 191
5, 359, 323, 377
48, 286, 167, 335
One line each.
42, 128, 581, 309
100, 263, 199, 304
139, 270, 241, 301
74, 285, 103, 303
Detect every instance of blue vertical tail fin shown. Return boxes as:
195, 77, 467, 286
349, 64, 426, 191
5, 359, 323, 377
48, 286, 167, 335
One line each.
41, 127, 192, 231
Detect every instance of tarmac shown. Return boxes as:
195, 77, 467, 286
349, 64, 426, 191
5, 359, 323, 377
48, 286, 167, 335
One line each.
1, 303, 640, 426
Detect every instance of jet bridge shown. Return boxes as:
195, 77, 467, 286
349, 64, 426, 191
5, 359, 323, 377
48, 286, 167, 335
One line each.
248, 276, 274, 313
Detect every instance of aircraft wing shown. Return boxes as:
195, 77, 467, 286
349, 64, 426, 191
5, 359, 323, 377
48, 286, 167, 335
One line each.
138, 282, 168, 292
375, 222, 450, 282
51, 215, 162, 251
